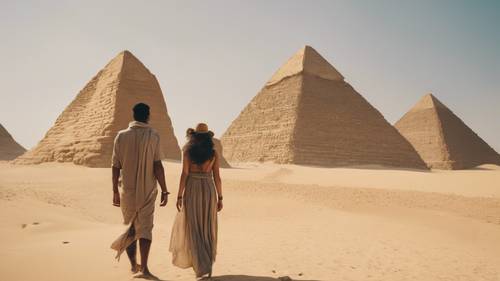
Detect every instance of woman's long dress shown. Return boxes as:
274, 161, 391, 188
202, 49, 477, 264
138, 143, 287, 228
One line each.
170, 171, 218, 277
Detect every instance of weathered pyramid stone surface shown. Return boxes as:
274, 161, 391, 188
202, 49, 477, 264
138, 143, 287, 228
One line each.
213, 138, 231, 168
395, 94, 500, 169
14, 51, 180, 167
221, 46, 427, 169
0, 124, 26, 160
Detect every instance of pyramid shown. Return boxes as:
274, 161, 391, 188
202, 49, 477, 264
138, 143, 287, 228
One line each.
395, 94, 500, 169
14, 51, 181, 167
213, 138, 231, 168
221, 46, 427, 169
0, 124, 26, 160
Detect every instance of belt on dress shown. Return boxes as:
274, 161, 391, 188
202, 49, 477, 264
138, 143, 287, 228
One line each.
188, 172, 213, 179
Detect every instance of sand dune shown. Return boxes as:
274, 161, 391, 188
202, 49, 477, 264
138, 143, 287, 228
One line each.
1, 161, 499, 280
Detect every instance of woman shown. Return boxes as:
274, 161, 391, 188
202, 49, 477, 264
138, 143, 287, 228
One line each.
169, 123, 223, 279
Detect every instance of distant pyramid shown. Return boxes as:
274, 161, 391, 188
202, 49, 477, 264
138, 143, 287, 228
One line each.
395, 94, 500, 169
14, 51, 180, 167
213, 138, 231, 168
0, 124, 26, 160
221, 46, 427, 169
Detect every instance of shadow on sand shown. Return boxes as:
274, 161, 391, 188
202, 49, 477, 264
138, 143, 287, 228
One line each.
210, 275, 320, 281
469, 166, 497, 171
133, 275, 166, 281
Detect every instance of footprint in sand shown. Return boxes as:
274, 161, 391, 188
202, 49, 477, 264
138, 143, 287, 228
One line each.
22, 222, 40, 229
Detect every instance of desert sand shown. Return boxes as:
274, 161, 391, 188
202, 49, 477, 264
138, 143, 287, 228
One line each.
1, 161, 499, 281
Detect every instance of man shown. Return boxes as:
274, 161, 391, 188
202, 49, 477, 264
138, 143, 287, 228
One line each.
110, 103, 169, 279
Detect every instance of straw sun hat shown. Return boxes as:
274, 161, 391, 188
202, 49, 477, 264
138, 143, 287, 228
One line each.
186, 123, 214, 137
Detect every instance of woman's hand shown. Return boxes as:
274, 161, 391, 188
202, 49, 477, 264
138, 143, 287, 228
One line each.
217, 199, 223, 212
176, 197, 183, 212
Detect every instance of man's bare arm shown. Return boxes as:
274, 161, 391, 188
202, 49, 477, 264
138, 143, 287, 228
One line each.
154, 160, 169, 206
112, 166, 121, 207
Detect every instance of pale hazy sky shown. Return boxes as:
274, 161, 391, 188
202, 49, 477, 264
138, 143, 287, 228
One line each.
1, 0, 499, 151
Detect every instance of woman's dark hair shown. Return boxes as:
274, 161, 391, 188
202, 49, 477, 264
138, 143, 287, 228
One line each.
184, 128, 215, 165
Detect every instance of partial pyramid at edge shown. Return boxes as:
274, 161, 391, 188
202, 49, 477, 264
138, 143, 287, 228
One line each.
0, 124, 26, 160
14, 51, 181, 167
395, 93, 500, 169
213, 138, 231, 168
221, 46, 427, 169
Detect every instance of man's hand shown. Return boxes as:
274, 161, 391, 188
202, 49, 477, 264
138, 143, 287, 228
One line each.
160, 192, 168, 207
112, 191, 120, 207
217, 200, 223, 212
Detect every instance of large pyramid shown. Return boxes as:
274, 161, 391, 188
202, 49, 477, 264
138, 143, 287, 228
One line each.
14, 51, 180, 167
221, 46, 427, 169
395, 93, 500, 169
0, 124, 26, 160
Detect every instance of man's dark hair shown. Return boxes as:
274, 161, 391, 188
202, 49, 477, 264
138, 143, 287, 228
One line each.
133, 103, 150, 123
